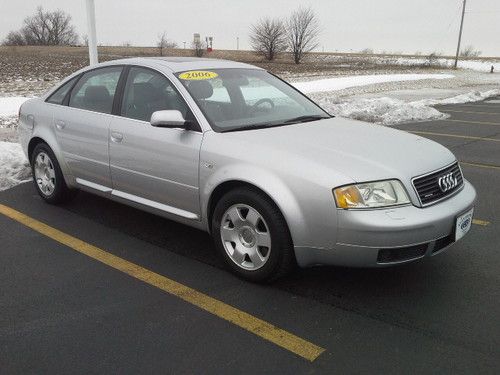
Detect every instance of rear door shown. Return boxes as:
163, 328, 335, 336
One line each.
108, 66, 202, 219
54, 66, 123, 189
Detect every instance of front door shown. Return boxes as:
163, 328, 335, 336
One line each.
109, 66, 202, 219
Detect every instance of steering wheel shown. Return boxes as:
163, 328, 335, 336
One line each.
251, 98, 275, 112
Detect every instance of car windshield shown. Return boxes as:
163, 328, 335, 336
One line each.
175, 68, 330, 132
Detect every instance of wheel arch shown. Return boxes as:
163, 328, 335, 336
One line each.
27, 134, 75, 188
204, 177, 304, 250
207, 180, 278, 231
28, 136, 47, 160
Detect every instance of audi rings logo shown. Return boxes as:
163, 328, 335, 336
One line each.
438, 172, 458, 192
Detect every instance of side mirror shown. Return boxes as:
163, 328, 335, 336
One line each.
150, 110, 187, 128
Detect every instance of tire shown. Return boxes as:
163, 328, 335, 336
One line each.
212, 187, 296, 283
30, 143, 77, 204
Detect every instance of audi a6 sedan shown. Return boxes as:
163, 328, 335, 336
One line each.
18, 57, 476, 282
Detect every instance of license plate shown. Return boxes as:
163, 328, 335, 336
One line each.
455, 207, 474, 241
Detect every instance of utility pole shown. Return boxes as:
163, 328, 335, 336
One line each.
85, 0, 98, 65
236, 37, 239, 50
454, 0, 467, 69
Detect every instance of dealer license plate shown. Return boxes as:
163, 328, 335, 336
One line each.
455, 208, 474, 241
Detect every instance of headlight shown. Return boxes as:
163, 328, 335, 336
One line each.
333, 180, 410, 209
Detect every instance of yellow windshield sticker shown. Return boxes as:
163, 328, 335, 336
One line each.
179, 71, 218, 80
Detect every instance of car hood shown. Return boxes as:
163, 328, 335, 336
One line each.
221, 117, 456, 184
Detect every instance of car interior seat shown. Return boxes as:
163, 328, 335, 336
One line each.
84, 85, 112, 113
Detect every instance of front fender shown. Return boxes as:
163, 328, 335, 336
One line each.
200, 162, 307, 244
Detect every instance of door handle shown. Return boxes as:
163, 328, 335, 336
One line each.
110, 131, 123, 143
55, 119, 66, 130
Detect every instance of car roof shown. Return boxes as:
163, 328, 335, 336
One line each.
94, 56, 262, 73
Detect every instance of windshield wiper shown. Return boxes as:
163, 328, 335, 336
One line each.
222, 123, 277, 133
221, 115, 331, 133
280, 115, 331, 125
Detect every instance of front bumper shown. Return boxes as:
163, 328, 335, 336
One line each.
294, 180, 476, 267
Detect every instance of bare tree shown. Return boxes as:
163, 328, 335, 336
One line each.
23, 6, 78, 45
3, 31, 26, 46
191, 39, 206, 57
2, 6, 78, 46
249, 17, 287, 61
460, 45, 482, 57
286, 7, 320, 64
157, 31, 178, 56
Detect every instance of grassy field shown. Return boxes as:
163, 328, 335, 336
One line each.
1, 45, 497, 98
0, 45, 452, 84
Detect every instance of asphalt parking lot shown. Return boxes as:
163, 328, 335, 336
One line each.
1, 98, 499, 374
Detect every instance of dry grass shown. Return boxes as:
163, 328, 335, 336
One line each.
0, 45, 465, 97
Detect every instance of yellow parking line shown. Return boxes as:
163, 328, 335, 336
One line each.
439, 119, 500, 126
460, 161, 500, 170
409, 131, 500, 143
0, 204, 325, 362
473, 219, 490, 226
442, 109, 500, 116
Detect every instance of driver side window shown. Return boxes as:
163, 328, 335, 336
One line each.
240, 76, 297, 109
121, 67, 190, 122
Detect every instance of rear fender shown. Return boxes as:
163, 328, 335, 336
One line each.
23, 100, 76, 188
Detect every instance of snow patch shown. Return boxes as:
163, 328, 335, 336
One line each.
391, 57, 499, 72
292, 74, 455, 94
0, 141, 31, 191
0, 97, 30, 117
320, 89, 500, 125
0, 97, 30, 130
422, 89, 500, 106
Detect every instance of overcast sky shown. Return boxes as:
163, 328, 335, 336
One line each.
1, 0, 499, 56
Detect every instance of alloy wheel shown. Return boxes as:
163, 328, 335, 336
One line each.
34, 152, 56, 196
220, 204, 272, 270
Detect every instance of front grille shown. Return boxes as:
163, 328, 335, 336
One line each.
412, 163, 463, 206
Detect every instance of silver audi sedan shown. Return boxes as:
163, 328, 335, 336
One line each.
18, 57, 476, 282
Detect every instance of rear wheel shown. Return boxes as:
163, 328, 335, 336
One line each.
31, 143, 77, 204
212, 188, 295, 283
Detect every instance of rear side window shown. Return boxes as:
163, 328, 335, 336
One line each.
69, 66, 122, 114
46, 76, 78, 105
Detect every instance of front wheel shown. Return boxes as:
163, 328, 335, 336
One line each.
212, 188, 295, 283
31, 143, 77, 204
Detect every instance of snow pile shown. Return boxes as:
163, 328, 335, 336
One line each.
319, 89, 500, 125
292, 74, 455, 94
423, 89, 500, 105
0, 141, 31, 191
321, 97, 448, 125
